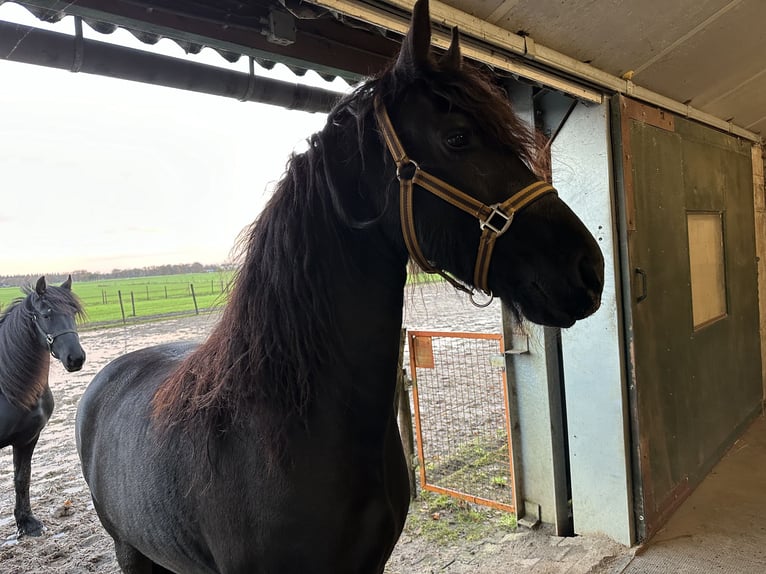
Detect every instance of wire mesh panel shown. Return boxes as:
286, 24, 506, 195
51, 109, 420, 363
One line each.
408, 331, 515, 512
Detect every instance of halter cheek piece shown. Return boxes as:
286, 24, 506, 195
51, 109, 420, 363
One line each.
373, 95, 556, 305
32, 314, 78, 359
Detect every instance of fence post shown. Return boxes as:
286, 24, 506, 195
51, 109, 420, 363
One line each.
190, 283, 199, 315
165, 286, 168, 299
118, 290, 126, 324
396, 328, 417, 499
130, 291, 136, 317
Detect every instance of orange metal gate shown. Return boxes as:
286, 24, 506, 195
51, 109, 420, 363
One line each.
407, 330, 515, 513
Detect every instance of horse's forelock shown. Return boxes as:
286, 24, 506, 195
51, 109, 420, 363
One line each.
18, 282, 85, 319
377, 56, 540, 175
41, 285, 86, 320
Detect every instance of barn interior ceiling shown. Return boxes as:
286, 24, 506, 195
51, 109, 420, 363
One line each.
2, 0, 764, 142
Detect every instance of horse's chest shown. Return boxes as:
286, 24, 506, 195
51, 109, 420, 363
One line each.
0, 390, 52, 447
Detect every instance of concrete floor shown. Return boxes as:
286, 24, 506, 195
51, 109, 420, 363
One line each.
610, 413, 766, 574
387, 413, 766, 573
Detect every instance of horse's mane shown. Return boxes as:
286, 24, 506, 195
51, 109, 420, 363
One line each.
0, 285, 84, 410
152, 53, 539, 457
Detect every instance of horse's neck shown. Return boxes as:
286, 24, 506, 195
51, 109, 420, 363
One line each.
318, 230, 408, 436
311, 127, 409, 434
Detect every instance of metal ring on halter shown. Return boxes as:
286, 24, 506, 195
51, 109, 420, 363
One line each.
396, 159, 419, 181
469, 289, 494, 308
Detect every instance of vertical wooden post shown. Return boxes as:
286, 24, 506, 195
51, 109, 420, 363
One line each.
190, 284, 199, 315
395, 328, 417, 499
130, 291, 136, 317
118, 290, 126, 324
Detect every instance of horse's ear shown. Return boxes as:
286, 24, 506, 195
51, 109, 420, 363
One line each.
61, 274, 72, 290
439, 26, 462, 71
395, 0, 432, 71
35, 276, 47, 296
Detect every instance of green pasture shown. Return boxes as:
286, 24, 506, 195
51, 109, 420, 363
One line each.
0, 268, 445, 328
0, 271, 235, 327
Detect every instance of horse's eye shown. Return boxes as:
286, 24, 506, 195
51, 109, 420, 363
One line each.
446, 131, 470, 150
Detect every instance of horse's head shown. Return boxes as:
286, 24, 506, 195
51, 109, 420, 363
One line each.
375, 0, 604, 327
27, 275, 86, 372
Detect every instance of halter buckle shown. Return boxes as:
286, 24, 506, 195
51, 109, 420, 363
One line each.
480, 204, 514, 236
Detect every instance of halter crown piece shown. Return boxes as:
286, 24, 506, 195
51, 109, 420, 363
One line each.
373, 95, 557, 304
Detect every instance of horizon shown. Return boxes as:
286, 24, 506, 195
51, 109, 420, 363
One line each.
0, 260, 231, 280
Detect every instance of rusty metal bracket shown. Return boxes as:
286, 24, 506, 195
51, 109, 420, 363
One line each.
505, 334, 530, 355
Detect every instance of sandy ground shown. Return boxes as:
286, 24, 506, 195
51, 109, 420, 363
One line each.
0, 283, 625, 573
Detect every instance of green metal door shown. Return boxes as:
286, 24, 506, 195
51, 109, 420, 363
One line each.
616, 96, 762, 541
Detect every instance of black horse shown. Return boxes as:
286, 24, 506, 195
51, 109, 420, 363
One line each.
76, 1, 604, 572
1, 275, 85, 537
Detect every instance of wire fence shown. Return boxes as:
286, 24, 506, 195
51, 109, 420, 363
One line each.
74, 279, 231, 327
408, 330, 515, 513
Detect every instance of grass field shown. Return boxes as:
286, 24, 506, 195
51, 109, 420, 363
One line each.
0, 268, 444, 328
0, 271, 235, 327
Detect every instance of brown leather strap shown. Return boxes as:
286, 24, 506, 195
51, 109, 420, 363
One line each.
473, 181, 555, 291
374, 95, 556, 296
399, 177, 435, 273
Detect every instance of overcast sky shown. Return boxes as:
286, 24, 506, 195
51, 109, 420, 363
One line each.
0, 3, 349, 275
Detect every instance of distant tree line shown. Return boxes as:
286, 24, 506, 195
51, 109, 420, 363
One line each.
0, 262, 236, 288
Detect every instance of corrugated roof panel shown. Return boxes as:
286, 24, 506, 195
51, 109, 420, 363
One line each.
5, 0, 765, 139
636, 0, 765, 108
452, 0, 734, 76
703, 73, 766, 133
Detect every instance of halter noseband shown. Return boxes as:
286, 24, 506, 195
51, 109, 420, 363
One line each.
374, 95, 556, 304
32, 314, 78, 358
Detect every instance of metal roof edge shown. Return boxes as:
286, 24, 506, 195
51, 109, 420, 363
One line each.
8, 0, 364, 82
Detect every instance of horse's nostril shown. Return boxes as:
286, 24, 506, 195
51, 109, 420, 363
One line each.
67, 353, 86, 371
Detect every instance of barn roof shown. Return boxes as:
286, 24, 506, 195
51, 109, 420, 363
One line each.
2, 0, 764, 142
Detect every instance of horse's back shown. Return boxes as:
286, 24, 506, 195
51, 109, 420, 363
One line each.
76, 341, 195, 454
76, 343, 196, 430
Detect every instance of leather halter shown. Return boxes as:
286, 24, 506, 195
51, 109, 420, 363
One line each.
373, 95, 556, 301
32, 313, 78, 359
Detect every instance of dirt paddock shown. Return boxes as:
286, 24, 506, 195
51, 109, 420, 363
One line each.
1, 283, 624, 573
